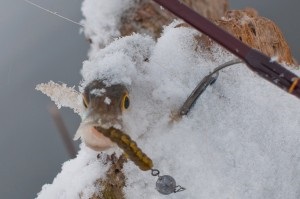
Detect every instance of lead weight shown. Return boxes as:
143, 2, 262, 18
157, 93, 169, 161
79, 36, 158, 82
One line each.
156, 175, 176, 195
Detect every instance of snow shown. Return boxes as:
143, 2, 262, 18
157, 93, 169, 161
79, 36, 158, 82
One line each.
36, 145, 111, 199
81, 0, 135, 57
90, 88, 106, 96
270, 56, 279, 63
104, 97, 111, 105
36, 1, 300, 199
80, 33, 155, 91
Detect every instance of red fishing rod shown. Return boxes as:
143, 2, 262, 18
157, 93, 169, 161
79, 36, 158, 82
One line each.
153, 0, 300, 99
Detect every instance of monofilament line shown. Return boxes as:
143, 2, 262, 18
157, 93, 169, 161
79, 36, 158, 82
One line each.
24, 0, 84, 27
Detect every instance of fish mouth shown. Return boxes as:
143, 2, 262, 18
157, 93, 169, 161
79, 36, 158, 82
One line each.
81, 109, 101, 125
79, 113, 154, 171
74, 108, 123, 152
81, 108, 122, 129
75, 122, 116, 151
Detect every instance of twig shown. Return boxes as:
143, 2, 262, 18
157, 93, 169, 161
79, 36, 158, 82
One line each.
48, 105, 77, 158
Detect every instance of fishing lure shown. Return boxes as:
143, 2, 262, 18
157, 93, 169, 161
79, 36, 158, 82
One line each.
94, 126, 185, 194
179, 59, 243, 116
94, 126, 153, 171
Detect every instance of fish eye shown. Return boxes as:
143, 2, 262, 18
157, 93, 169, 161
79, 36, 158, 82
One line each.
121, 93, 130, 111
82, 95, 89, 108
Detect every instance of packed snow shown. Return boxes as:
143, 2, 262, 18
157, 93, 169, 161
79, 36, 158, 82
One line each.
36, 1, 300, 199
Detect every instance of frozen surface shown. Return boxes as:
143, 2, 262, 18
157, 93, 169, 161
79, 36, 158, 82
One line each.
37, 1, 300, 199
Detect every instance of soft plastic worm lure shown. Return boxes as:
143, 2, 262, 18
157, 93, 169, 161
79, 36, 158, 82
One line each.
94, 126, 185, 194
94, 126, 153, 171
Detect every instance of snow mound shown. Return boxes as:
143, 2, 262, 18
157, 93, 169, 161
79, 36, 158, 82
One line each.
37, 0, 300, 197
80, 33, 155, 90
37, 22, 300, 199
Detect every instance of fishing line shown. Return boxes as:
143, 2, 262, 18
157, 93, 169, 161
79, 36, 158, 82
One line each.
24, 0, 84, 27
179, 59, 243, 116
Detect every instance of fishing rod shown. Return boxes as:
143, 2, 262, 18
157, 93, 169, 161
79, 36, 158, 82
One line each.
152, 0, 300, 99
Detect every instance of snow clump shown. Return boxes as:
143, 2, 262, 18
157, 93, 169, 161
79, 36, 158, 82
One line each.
36, 0, 300, 198
38, 22, 300, 199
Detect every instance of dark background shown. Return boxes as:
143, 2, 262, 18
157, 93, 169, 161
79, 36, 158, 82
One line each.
0, 0, 299, 198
